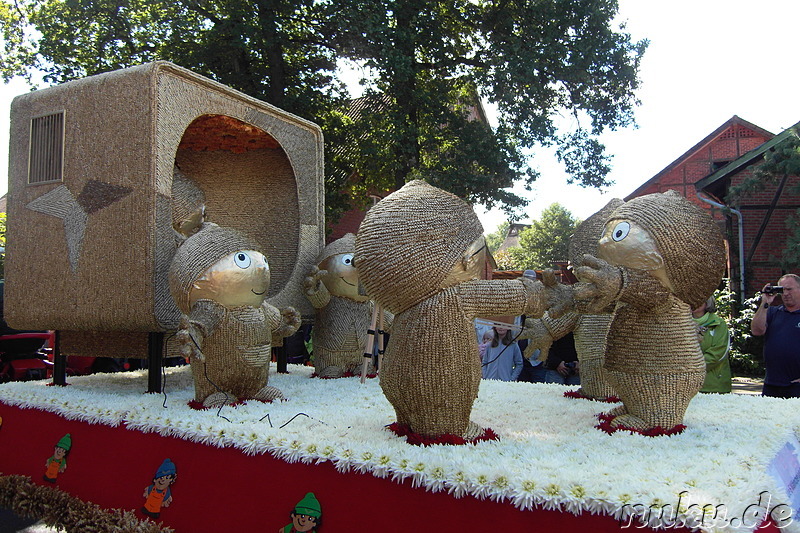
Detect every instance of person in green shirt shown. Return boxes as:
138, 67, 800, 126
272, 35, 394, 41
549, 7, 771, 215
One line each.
692, 296, 731, 393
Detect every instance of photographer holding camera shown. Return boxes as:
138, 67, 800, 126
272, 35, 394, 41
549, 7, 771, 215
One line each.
751, 274, 800, 398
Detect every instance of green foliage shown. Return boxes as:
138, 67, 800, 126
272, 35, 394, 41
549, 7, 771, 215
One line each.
507, 203, 579, 270
485, 221, 509, 254
1, 0, 647, 220
713, 284, 764, 377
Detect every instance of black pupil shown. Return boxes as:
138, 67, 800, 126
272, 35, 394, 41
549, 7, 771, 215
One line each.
615, 230, 622, 238
238, 254, 245, 261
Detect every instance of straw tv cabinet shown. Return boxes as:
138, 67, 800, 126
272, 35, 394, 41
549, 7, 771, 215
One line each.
5, 61, 324, 374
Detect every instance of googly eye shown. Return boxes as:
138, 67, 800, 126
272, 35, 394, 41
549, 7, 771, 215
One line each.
262, 254, 269, 269
611, 221, 630, 242
234, 252, 251, 269
340, 254, 354, 266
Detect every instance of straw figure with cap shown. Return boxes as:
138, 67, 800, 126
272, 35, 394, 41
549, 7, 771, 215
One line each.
142, 458, 177, 519
169, 224, 300, 407
355, 180, 573, 441
573, 191, 726, 433
304, 233, 392, 378
520, 199, 623, 401
280, 492, 322, 533
43, 433, 72, 483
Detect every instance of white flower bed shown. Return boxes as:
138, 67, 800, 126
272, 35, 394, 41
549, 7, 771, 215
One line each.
1, 365, 797, 533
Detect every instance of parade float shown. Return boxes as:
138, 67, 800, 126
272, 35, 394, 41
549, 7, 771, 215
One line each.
0, 63, 798, 532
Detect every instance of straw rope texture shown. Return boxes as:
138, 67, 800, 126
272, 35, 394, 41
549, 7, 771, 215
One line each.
567, 198, 624, 400
5, 62, 323, 360
169, 224, 300, 405
592, 192, 726, 430
355, 181, 552, 438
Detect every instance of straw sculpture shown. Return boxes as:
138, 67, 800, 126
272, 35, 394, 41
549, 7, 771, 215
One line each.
520, 199, 623, 400
5, 62, 324, 361
169, 224, 300, 407
355, 180, 573, 440
573, 191, 726, 432
304, 234, 392, 378
170, 165, 206, 242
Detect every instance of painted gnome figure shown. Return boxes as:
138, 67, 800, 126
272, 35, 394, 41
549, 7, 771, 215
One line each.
280, 492, 322, 533
142, 458, 177, 519
304, 233, 391, 378
169, 224, 300, 407
43, 433, 71, 483
520, 199, 623, 400
573, 191, 726, 432
355, 180, 573, 440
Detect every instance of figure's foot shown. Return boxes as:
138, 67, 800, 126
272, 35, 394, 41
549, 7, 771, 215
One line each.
606, 404, 627, 417
462, 421, 484, 440
203, 391, 236, 408
609, 413, 649, 430
317, 365, 344, 379
254, 385, 286, 402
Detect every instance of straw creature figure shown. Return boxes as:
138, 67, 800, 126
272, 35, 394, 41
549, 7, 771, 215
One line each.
355, 180, 573, 440
573, 191, 726, 432
171, 165, 207, 243
169, 224, 300, 407
520, 199, 623, 400
304, 233, 392, 378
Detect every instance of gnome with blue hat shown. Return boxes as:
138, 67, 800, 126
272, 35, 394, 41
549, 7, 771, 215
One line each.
142, 458, 177, 519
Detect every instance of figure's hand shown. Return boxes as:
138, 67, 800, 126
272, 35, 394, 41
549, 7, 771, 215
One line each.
520, 318, 553, 356
541, 269, 574, 319
304, 266, 326, 295
573, 254, 623, 314
275, 306, 301, 339
176, 318, 205, 362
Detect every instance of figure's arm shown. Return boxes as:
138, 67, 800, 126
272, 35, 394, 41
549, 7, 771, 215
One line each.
175, 300, 226, 362
303, 266, 331, 309
269, 305, 301, 346
751, 284, 776, 336
459, 276, 572, 321
518, 311, 578, 359
574, 254, 670, 314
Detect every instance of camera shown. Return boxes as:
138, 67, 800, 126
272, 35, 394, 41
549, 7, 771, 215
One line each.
763, 285, 784, 295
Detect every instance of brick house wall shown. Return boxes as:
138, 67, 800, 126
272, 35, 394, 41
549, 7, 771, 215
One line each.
625, 116, 800, 299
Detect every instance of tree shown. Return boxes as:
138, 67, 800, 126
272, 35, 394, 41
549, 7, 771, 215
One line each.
2, 0, 646, 220
0, 0, 356, 220
485, 221, 510, 253
508, 203, 579, 270
338, 0, 646, 216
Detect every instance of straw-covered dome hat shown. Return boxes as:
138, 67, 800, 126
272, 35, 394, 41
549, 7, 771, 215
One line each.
169, 224, 257, 313
608, 191, 725, 308
568, 198, 624, 264
316, 233, 355, 265
354, 180, 483, 314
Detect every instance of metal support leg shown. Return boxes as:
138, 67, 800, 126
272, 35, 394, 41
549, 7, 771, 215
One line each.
276, 344, 288, 374
52, 331, 67, 386
147, 332, 164, 393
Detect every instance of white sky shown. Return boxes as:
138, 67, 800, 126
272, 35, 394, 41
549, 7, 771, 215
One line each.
2, 0, 800, 234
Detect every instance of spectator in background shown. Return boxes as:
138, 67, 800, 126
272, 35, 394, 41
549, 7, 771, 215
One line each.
751, 274, 800, 398
543, 332, 580, 386
481, 325, 524, 382
692, 296, 731, 393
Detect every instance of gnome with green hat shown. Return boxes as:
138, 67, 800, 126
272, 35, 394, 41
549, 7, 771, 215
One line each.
43, 433, 71, 483
280, 492, 322, 532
